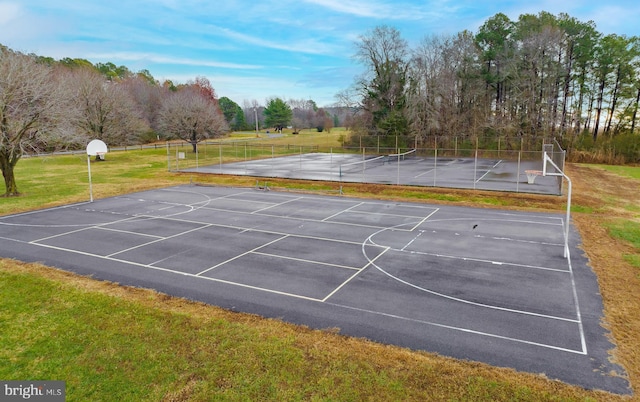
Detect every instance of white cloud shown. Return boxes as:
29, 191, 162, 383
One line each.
0, 2, 21, 25
159, 71, 342, 106
85, 52, 263, 70
302, 0, 453, 20
209, 25, 342, 55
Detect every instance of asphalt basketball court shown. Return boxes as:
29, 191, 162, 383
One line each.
0, 184, 630, 394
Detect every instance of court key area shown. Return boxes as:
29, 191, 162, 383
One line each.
0, 185, 629, 394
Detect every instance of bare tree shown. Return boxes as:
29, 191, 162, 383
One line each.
158, 88, 229, 152
242, 99, 263, 132
0, 49, 73, 196
67, 68, 149, 146
289, 98, 317, 130
353, 25, 411, 145
121, 74, 169, 134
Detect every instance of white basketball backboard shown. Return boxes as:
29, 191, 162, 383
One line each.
86, 139, 108, 156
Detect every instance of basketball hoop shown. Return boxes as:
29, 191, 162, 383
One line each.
525, 169, 542, 184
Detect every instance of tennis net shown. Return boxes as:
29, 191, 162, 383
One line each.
339, 155, 387, 176
388, 148, 416, 162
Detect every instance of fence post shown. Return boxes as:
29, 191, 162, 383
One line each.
516, 151, 521, 193
166, 141, 170, 171
473, 149, 478, 190
433, 148, 438, 187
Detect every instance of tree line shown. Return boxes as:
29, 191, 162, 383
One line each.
3, 10, 639, 195
0, 44, 345, 196
342, 12, 640, 162
0, 45, 233, 195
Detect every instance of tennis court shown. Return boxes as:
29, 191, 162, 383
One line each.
0, 185, 629, 394
185, 150, 563, 195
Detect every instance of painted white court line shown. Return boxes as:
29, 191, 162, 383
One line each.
322, 201, 365, 222
0, 201, 92, 219
396, 247, 569, 273
475, 160, 503, 183
322, 247, 391, 302
252, 251, 361, 271
14, 235, 327, 302
251, 196, 304, 214
424, 216, 564, 227
94, 226, 165, 239
474, 234, 563, 247
406, 208, 439, 232
107, 224, 215, 258
566, 246, 587, 354
414, 168, 434, 178
401, 230, 423, 251
195, 234, 290, 276
30, 215, 142, 244
325, 302, 586, 355
362, 226, 580, 324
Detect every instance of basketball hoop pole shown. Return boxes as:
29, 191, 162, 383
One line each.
87, 154, 94, 202
543, 152, 571, 258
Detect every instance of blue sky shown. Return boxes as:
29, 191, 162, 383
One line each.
1, 1, 638, 107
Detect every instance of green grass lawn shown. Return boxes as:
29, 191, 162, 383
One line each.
599, 164, 640, 180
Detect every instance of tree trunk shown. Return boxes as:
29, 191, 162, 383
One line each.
560, 44, 574, 134
631, 87, 640, 133
593, 78, 606, 141
0, 153, 19, 196
604, 65, 621, 135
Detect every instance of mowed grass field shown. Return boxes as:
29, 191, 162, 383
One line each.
1, 130, 639, 401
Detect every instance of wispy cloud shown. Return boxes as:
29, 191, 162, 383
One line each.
86, 52, 264, 70
208, 25, 341, 55
0, 2, 21, 25
302, 0, 453, 20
